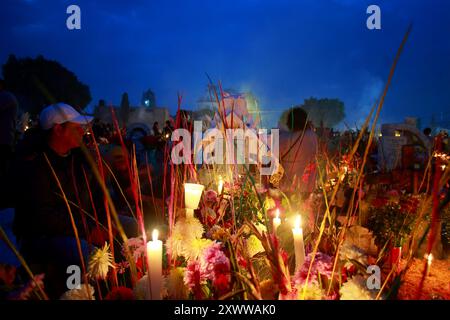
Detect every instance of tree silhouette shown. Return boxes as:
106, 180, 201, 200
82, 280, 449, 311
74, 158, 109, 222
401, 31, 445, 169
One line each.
279, 97, 345, 130
2, 54, 91, 116
120, 92, 130, 125
301, 97, 345, 128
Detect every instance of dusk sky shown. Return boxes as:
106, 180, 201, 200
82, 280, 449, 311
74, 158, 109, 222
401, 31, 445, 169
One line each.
1, 0, 449, 128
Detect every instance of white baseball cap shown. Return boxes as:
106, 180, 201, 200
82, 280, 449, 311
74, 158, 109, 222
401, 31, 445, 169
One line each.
40, 102, 94, 130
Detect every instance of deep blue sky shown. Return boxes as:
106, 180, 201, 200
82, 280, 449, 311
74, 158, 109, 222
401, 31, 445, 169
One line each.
1, 0, 449, 128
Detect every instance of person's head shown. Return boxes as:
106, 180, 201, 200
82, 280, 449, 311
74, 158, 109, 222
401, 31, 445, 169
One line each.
107, 145, 129, 173
153, 121, 159, 127
165, 120, 171, 127
423, 127, 432, 136
286, 107, 308, 132
40, 103, 93, 155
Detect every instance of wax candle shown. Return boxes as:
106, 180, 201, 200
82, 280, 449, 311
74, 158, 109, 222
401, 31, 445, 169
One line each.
184, 183, 204, 218
218, 176, 224, 195
273, 208, 281, 232
426, 253, 433, 277
292, 214, 305, 272
147, 229, 162, 300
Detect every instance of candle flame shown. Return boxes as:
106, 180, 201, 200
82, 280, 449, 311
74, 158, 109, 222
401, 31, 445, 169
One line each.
218, 176, 224, 194
152, 229, 159, 242
427, 253, 433, 264
294, 215, 301, 229
275, 208, 280, 219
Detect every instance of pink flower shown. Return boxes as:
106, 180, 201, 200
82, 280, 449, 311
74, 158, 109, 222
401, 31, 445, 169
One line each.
205, 190, 218, 203
294, 252, 333, 286
202, 243, 231, 294
183, 242, 232, 298
184, 260, 207, 299
116, 261, 130, 274
122, 237, 146, 262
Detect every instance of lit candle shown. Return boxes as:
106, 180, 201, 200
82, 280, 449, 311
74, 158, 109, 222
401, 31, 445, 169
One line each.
292, 214, 305, 272
147, 229, 162, 300
217, 176, 224, 195
425, 253, 433, 277
273, 208, 281, 232
184, 183, 205, 218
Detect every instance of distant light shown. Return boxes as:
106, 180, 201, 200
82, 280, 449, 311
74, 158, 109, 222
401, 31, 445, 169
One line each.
144, 99, 150, 106
378, 133, 382, 137
394, 131, 401, 137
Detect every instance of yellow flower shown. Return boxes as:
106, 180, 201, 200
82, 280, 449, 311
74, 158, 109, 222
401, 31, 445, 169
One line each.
174, 216, 204, 239
166, 216, 206, 259
164, 267, 189, 299
60, 284, 95, 300
255, 222, 267, 234
246, 235, 264, 257
88, 243, 114, 280
264, 197, 276, 211
339, 276, 376, 300
296, 283, 325, 300
183, 238, 213, 261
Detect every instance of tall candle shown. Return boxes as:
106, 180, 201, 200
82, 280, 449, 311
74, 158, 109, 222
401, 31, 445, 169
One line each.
273, 208, 281, 232
292, 214, 305, 272
147, 229, 162, 300
218, 176, 224, 195
426, 253, 433, 277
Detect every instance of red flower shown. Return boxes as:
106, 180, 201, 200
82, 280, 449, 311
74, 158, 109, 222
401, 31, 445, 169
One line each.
280, 249, 289, 266
214, 273, 230, 294
372, 197, 388, 208
237, 254, 248, 268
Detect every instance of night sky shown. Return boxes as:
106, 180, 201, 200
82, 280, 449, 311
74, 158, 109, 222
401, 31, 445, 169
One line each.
1, 0, 449, 128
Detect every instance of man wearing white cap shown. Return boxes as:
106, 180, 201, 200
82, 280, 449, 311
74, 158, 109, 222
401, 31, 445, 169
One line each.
39, 102, 93, 156
10, 103, 99, 298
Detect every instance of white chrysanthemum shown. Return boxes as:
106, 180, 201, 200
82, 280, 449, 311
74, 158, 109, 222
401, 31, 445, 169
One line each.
172, 216, 204, 240
246, 235, 265, 257
183, 238, 213, 261
339, 244, 368, 269
134, 274, 165, 300
166, 234, 185, 259
297, 283, 325, 300
163, 267, 189, 299
60, 284, 95, 300
166, 216, 205, 259
88, 243, 114, 280
133, 275, 151, 300
339, 276, 376, 300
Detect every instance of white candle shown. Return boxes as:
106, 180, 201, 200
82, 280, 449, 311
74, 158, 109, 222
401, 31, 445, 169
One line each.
292, 214, 305, 272
217, 176, 224, 195
147, 229, 162, 300
426, 253, 433, 277
273, 208, 281, 232
184, 183, 204, 218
